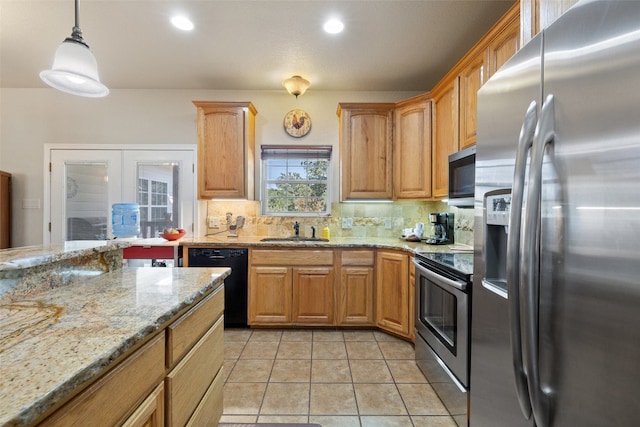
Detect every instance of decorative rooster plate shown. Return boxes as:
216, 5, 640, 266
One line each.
283, 109, 311, 137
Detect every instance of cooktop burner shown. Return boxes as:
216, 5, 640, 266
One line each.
415, 251, 474, 278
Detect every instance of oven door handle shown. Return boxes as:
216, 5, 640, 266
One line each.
413, 259, 467, 291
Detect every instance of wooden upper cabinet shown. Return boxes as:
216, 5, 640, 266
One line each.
193, 101, 257, 200
393, 95, 433, 200
337, 103, 395, 200
521, 0, 578, 46
431, 77, 459, 199
489, 3, 521, 77
459, 49, 488, 150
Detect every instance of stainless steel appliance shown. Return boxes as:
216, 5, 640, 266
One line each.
187, 248, 248, 328
471, 1, 640, 426
414, 251, 473, 426
425, 213, 454, 245
447, 145, 475, 207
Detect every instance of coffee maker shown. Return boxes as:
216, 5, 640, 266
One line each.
425, 212, 454, 245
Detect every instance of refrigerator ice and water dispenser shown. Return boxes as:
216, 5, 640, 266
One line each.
483, 189, 511, 297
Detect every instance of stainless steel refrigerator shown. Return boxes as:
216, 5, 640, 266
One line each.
470, 1, 640, 426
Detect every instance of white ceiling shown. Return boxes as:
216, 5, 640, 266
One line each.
0, 0, 515, 92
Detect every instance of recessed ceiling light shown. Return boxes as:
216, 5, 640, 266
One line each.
323, 18, 344, 34
171, 15, 194, 31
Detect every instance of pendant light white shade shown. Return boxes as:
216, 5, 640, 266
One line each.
40, 0, 109, 98
40, 39, 108, 97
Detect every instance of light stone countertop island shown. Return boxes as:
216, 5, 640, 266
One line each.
0, 241, 230, 427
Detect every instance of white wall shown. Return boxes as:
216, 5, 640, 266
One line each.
0, 88, 420, 246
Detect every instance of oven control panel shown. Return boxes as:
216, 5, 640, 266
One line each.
485, 193, 511, 226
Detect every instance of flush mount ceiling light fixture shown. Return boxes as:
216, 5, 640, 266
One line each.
282, 75, 311, 98
171, 15, 194, 31
40, 0, 109, 97
323, 18, 344, 34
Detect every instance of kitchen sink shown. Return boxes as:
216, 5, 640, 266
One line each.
260, 237, 329, 242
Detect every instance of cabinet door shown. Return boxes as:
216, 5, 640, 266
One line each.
432, 78, 460, 199
194, 102, 256, 200
248, 266, 292, 324
459, 50, 488, 150
376, 251, 410, 337
408, 257, 416, 342
338, 103, 394, 200
338, 266, 375, 325
121, 383, 164, 427
521, 0, 578, 46
292, 267, 335, 325
393, 99, 432, 200
489, 12, 520, 77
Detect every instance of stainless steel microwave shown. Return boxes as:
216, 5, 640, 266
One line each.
448, 145, 476, 207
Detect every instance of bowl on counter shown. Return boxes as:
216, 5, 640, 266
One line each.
159, 229, 186, 241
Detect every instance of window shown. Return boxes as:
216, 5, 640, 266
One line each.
138, 177, 171, 221
261, 145, 332, 215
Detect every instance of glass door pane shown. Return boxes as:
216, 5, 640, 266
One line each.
65, 163, 109, 240
123, 150, 195, 238
420, 277, 457, 350
50, 150, 122, 244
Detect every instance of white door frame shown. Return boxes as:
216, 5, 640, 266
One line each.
44, 144, 197, 245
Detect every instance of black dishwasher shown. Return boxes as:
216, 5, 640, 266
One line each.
188, 248, 248, 328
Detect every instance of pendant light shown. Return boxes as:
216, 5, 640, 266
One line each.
40, 0, 109, 97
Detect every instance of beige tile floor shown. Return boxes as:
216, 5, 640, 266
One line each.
221, 328, 457, 427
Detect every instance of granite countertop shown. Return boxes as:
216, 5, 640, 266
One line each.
174, 235, 473, 255
0, 266, 230, 427
0, 241, 130, 272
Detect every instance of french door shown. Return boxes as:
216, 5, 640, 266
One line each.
47, 146, 195, 244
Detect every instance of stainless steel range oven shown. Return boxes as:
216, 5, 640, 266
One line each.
414, 251, 473, 427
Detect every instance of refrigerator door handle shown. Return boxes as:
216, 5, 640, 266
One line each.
507, 100, 538, 420
523, 94, 555, 427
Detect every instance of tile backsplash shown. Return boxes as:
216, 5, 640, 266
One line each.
202, 200, 474, 246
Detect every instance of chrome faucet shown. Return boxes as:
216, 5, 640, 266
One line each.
293, 221, 300, 237
311, 225, 316, 238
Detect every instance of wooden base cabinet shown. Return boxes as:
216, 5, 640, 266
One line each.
249, 249, 334, 326
40, 333, 166, 427
249, 266, 292, 324
40, 285, 225, 427
337, 250, 375, 325
293, 267, 335, 324
376, 251, 410, 338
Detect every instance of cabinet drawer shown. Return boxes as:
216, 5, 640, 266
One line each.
341, 250, 375, 266
251, 249, 333, 266
41, 332, 165, 427
186, 368, 224, 426
166, 316, 224, 427
166, 285, 224, 368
